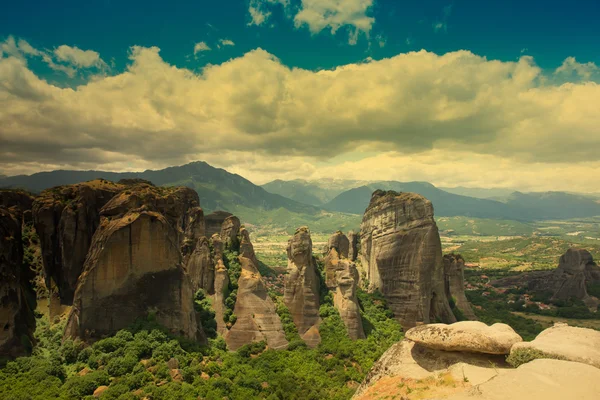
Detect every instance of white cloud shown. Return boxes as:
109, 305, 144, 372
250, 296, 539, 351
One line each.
247, 0, 288, 26
555, 56, 599, 80
433, 4, 452, 33
193, 41, 211, 54
1, 40, 600, 191
218, 39, 235, 48
54, 45, 105, 69
294, 0, 374, 44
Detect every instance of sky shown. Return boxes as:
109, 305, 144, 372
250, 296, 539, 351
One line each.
1, 0, 600, 192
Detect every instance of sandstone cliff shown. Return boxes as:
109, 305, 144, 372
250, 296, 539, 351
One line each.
0, 207, 36, 358
283, 227, 321, 347
32, 180, 124, 304
220, 215, 241, 250
325, 242, 365, 340
348, 230, 359, 262
204, 211, 233, 237
225, 228, 288, 350
64, 185, 201, 341
185, 237, 214, 294
493, 248, 600, 309
359, 190, 456, 328
211, 233, 230, 336
443, 254, 477, 320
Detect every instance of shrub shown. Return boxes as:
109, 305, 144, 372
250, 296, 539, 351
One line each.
506, 348, 564, 368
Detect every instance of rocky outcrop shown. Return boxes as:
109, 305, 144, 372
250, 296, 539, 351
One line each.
359, 190, 456, 328
324, 231, 365, 340
0, 190, 34, 223
283, 227, 321, 347
64, 185, 201, 341
446, 359, 600, 400
443, 254, 477, 320
0, 207, 36, 358
406, 321, 522, 354
493, 248, 600, 309
348, 230, 358, 262
32, 180, 124, 304
182, 207, 205, 258
204, 211, 232, 237
220, 215, 241, 250
326, 231, 349, 259
225, 229, 288, 351
185, 237, 214, 294
510, 323, 600, 369
210, 234, 229, 335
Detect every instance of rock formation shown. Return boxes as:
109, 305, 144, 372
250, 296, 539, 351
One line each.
405, 321, 522, 354
204, 211, 233, 237
348, 230, 358, 261
0, 207, 36, 358
359, 190, 456, 328
443, 254, 477, 320
283, 227, 321, 347
511, 323, 600, 369
220, 215, 241, 250
209, 234, 229, 335
182, 206, 205, 258
225, 228, 288, 351
0, 190, 34, 222
185, 237, 214, 294
324, 231, 365, 340
32, 180, 124, 304
64, 184, 201, 341
493, 248, 600, 309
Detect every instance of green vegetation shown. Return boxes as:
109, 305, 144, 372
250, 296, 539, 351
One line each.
506, 348, 564, 368
465, 290, 543, 341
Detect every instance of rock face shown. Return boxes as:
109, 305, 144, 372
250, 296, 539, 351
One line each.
510, 323, 600, 369
443, 254, 477, 320
324, 231, 365, 340
210, 234, 229, 335
32, 180, 124, 304
0, 207, 36, 358
493, 248, 600, 309
359, 190, 456, 328
225, 229, 288, 350
185, 237, 214, 294
220, 216, 241, 250
348, 231, 358, 261
406, 321, 523, 354
283, 227, 321, 347
64, 184, 201, 341
182, 206, 205, 258
327, 231, 349, 258
446, 359, 600, 400
204, 211, 232, 237
0, 190, 34, 221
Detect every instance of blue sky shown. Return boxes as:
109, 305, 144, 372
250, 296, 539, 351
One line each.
3, 0, 599, 79
1, 0, 599, 191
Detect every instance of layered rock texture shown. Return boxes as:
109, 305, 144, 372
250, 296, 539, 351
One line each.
64, 183, 201, 341
220, 215, 241, 250
324, 231, 365, 340
0, 207, 36, 357
32, 180, 124, 304
283, 227, 321, 347
204, 211, 232, 237
359, 190, 456, 328
443, 254, 477, 320
511, 323, 600, 368
405, 321, 522, 354
225, 228, 288, 350
348, 230, 358, 262
493, 248, 600, 309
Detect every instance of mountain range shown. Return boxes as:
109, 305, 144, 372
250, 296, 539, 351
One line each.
2, 162, 600, 231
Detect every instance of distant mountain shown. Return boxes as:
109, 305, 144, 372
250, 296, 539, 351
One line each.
438, 186, 517, 200
0, 161, 318, 215
261, 178, 368, 206
324, 182, 522, 219
504, 191, 600, 220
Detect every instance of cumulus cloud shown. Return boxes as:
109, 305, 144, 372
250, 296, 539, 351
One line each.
294, 0, 374, 44
555, 56, 599, 81
247, 0, 373, 44
193, 41, 211, 54
1, 39, 600, 191
54, 45, 105, 68
218, 39, 235, 48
